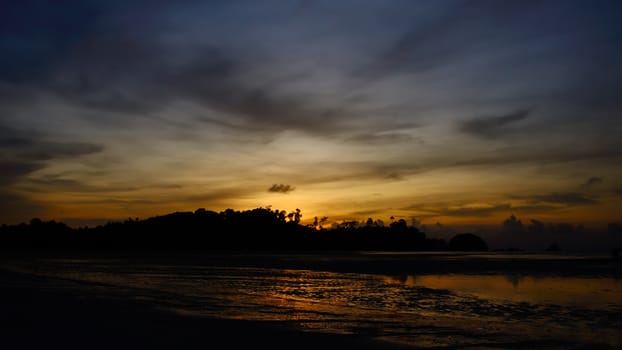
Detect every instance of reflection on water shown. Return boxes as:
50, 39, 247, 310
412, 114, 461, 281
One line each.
3, 256, 622, 348
384, 274, 622, 309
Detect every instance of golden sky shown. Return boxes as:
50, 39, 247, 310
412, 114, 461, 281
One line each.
1, 1, 621, 233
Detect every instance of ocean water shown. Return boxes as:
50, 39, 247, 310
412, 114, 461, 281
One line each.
4, 252, 622, 348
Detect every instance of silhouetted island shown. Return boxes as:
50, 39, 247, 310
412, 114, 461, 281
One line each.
0, 207, 487, 254
448, 233, 489, 251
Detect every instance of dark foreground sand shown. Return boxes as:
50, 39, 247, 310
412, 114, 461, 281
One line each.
0, 269, 410, 350
2, 253, 621, 349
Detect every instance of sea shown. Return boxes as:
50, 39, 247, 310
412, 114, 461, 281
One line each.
3, 251, 621, 348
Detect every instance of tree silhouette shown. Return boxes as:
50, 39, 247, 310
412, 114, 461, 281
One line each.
0, 207, 465, 253
389, 219, 408, 233
448, 233, 488, 251
503, 214, 523, 233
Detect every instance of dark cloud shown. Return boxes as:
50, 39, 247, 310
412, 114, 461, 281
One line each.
352, 0, 538, 82
0, 0, 368, 136
407, 200, 569, 220
440, 204, 512, 217
527, 219, 546, 234
344, 131, 421, 145
349, 0, 622, 140
287, 160, 422, 187
293, 144, 620, 188
21, 176, 142, 194
166, 55, 348, 134
3, 0, 621, 140
343, 209, 386, 219
67, 197, 162, 206
400, 203, 443, 216
0, 125, 104, 224
0, 1, 104, 84
1, 0, 621, 227
510, 203, 561, 213
458, 109, 530, 139
34, 35, 356, 135
22, 176, 186, 194
196, 116, 262, 132
0, 160, 45, 186
268, 184, 295, 193
0, 191, 43, 225
532, 192, 597, 205
1, 139, 100, 163
581, 176, 603, 187
23, 142, 103, 161
184, 187, 261, 204
284, 147, 621, 190
452, 146, 622, 168
24, 177, 91, 190
44, 33, 176, 115
0, 125, 103, 162
503, 214, 524, 233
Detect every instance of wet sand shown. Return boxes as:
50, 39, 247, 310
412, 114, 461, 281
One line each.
0, 268, 409, 349
2, 252, 621, 349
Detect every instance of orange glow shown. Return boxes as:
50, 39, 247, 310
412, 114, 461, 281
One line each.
384, 274, 622, 308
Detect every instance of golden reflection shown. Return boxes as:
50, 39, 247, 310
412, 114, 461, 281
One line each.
385, 274, 622, 308
4, 259, 621, 348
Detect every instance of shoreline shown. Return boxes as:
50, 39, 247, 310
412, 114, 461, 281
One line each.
0, 268, 409, 349
4, 250, 619, 278
2, 253, 621, 349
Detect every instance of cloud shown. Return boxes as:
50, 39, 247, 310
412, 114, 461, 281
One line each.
1, 3, 332, 134
407, 200, 570, 220
37, 34, 362, 136
503, 214, 524, 233
343, 130, 422, 145
440, 204, 512, 217
452, 146, 622, 168
21, 177, 141, 194
0, 125, 103, 161
0, 1, 105, 84
0, 161, 45, 225
0, 191, 43, 225
180, 186, 259, 204
0, 124, 104, 224
1, 0, 621, 227
256, 160, 409, 188
531, 192, 597, 205
458, 109, 530, 139
510, 203, 562, 213
268, 184, 295, 193
25, 142, 103, 161
581, 176, 603, 188
4, 0, 621, 143
0, 160, 45, 186
168, 59, 345, 134
0, 2, 381, 138
345, 209, 385, 217
351, 0, 537, 82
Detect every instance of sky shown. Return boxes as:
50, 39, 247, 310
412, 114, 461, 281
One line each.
1, 0, 621, 237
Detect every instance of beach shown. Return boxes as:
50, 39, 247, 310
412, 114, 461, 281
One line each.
1, 252, 621, 349
0, 267, 410, 349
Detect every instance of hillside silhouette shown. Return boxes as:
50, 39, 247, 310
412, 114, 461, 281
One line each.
0, 207, 479, 253
448, 233, 489, 251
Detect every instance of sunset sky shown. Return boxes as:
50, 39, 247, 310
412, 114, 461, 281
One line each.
1, 0, 621, 230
